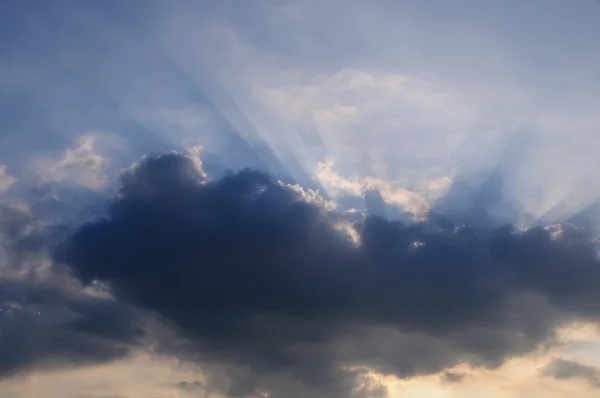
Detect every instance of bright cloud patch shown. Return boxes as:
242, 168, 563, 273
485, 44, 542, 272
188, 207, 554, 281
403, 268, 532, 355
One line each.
315, 157, 451, 219
186, 145, 208, 180
32, 135, 109, 191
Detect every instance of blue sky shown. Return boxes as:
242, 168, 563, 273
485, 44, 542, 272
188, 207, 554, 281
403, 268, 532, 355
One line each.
2, 0, 600, 225
2, 1, 600, 397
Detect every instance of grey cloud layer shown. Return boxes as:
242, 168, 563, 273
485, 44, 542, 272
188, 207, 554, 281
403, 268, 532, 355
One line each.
0, 281, 141, 378
54, 153, 600, 397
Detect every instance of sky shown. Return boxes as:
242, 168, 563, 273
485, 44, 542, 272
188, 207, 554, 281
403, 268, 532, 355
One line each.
2, 1, 600, 397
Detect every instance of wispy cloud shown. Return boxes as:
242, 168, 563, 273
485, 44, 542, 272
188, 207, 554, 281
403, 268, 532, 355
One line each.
315, 157, 451, 219
31, 135, 109, 191
0, 165, 15, 193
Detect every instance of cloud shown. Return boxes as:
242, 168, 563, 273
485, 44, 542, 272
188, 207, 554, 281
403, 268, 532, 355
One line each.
0, 351, 210, 398
0, 1, 599, 395
0, 203, 55, 276
0, 280, 141, 378
314, 158, 451, 220
0, 202, 143, 378
0, 165, 15, 193
542, 358, 600, 388
58, 152, 600, 398
440, 371, 467, 383
186, 145, 208, 180
76, 395, 126, 398
32, 135, 109, 191
183, 20, 600, 225
279, 180, 337, 212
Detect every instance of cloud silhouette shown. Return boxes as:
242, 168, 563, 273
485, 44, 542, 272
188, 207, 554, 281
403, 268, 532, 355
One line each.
53, 152, 600, 397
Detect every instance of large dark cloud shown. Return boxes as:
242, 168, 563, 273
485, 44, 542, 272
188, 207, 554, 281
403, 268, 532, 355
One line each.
56, 153, 600, 397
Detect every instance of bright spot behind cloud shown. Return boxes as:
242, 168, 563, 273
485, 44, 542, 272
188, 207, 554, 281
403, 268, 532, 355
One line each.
315, 157, 451, 219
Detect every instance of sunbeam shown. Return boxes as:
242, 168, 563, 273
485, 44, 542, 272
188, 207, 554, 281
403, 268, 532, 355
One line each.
2, 1, 600, 397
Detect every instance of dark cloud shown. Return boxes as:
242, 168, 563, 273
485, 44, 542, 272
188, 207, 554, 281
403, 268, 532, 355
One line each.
541, 358, 600, 387
0, 203, 143, 378
0, 279, 143, 378
54, 153, 600, 397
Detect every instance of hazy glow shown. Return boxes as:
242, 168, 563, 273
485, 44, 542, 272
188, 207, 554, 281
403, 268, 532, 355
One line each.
2, 1, 600, 397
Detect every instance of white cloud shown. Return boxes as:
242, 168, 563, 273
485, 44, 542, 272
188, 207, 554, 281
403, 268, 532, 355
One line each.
279, 180, 337, 212
0, 164, 15, 193
186, 145, 208, 180
315, 158, 451, 219
32, 135, 108, 191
